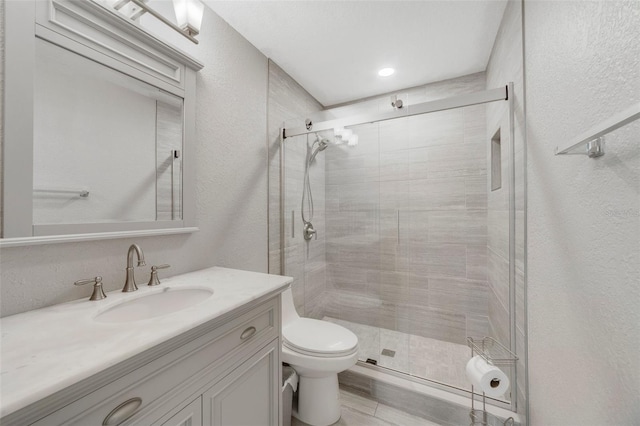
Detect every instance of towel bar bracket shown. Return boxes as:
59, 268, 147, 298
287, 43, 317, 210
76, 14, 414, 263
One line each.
587, 137, 605, 158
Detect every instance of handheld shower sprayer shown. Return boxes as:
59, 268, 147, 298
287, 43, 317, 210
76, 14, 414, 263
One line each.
308, 134, 329, 164
301, 134, 331, 240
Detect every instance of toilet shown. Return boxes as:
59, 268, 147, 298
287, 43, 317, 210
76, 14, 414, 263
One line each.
281, 287, 359, 426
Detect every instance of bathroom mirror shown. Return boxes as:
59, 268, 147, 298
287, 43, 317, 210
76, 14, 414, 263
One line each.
33, 39, 183, 232
1, 0, 203, 245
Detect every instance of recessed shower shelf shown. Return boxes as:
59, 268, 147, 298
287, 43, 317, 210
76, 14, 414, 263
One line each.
555, 102, 640, 158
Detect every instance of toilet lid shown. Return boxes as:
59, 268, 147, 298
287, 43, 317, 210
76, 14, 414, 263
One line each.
283, 318, 358, 357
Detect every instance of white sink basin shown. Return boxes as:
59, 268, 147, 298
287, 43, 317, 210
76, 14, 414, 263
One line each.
95, 287, 214, 323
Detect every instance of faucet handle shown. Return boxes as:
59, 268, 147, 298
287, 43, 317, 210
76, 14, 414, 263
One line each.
74, 276, 107, 301
148, 264, 170, 286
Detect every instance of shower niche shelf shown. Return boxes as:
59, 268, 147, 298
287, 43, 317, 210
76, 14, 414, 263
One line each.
467, 337, 518, 426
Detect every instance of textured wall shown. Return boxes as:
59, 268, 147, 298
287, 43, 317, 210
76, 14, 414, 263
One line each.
0, 0, 4, 237
485, 0, 527, 417
525, 1, 639, 424
266, 61, 323, 317
0, 7, 269, 316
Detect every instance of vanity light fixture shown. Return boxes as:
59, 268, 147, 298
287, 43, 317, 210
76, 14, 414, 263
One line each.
378, 67, 395, 77
111, 0, 204, 44
172, 0, 205, 36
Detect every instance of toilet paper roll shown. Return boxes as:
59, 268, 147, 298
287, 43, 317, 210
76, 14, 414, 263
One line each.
465, 355, 510, 398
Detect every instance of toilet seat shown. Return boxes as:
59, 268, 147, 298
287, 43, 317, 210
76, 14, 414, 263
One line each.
283, 318, 358, 358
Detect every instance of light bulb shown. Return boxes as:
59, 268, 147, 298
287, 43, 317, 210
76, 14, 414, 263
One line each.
173, 0, 204, 35
378, 68, 395, 77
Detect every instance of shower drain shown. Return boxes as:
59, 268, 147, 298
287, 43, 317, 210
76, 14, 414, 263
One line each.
381, 349, 396, 358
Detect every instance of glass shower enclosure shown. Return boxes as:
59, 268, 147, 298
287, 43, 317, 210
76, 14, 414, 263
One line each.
280, 85, 518, 407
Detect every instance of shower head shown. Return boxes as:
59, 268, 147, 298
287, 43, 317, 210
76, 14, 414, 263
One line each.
315, 133, 331, 149
309, 135, 330, 163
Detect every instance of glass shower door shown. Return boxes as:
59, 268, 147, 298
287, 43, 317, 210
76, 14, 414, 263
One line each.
282, 132, 330, 322
281, 98, 514, 404
322, 122, 384, 366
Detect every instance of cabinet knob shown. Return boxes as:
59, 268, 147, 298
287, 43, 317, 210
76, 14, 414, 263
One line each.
102, 397, 142, 425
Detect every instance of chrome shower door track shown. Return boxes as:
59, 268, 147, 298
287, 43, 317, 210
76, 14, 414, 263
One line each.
282, 86, 509, 138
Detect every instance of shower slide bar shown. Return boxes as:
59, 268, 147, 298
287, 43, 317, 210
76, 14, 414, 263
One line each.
555, 102, 640, 157
282, 86, 509, 139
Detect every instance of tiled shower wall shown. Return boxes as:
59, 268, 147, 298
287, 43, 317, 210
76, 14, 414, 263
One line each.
320, 73, 491, 346
281, 134, 327, 318
156, 102, 183, 221
267, 60, 324, 316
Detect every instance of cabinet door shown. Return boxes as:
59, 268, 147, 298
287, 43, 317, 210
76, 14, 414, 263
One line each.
202, 340, 279, 426
158, 397, 202, 426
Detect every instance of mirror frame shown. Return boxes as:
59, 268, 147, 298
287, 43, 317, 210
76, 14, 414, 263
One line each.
1, 0, 204, 247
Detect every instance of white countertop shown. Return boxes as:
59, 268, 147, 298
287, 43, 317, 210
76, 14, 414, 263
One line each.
0, 267, 292, 418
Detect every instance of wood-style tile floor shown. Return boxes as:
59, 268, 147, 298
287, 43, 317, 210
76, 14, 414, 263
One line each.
291, 388, 443, 426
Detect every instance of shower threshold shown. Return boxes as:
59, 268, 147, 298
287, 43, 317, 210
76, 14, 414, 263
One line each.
326, 317, 518, 424
340, 363, 520, 426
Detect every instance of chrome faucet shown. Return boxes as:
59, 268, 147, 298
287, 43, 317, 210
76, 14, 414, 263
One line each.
123, 244, 146, 292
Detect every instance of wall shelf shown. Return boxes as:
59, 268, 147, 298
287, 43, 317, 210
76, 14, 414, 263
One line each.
555, 102, 640, 157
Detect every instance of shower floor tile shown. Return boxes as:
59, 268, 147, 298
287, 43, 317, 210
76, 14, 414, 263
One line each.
324, 317, 471, 390
409, 334, 470, 389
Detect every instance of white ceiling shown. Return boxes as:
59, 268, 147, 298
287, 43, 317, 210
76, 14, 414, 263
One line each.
204, 1, 508, 106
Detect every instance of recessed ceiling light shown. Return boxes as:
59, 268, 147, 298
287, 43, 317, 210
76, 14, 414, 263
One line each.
378, 67, 395, 77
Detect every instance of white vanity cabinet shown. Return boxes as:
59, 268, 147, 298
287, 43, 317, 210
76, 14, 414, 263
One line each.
158, 397, 202, 426
21, 296, 282, 426
202, 340, 279, 425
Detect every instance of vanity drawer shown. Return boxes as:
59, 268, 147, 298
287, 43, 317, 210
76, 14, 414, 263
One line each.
30, 298, 279, 426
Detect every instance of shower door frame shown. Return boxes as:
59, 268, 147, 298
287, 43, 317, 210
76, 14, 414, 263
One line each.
283, 86, 508, 139
279, 83, 518, 412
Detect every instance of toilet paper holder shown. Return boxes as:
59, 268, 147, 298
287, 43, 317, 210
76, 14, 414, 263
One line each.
466, 337, 518, 426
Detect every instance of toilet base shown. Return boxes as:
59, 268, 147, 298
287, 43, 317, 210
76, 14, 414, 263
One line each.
293, 374, 341, 426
